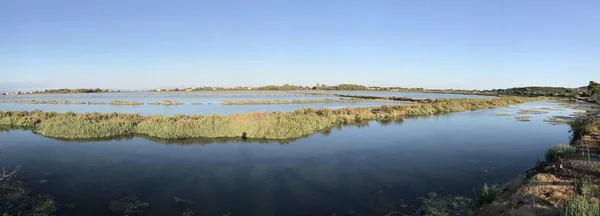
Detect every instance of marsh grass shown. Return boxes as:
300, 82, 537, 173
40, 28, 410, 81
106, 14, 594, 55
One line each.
545, 144, 576, 162
0, 100, 105, 105
517, 109, 549, 115
0, 97, 544, 139
515, 116, 531, 122
561, 177, 600, 216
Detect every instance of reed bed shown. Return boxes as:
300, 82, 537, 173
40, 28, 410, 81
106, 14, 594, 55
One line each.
0, 96, 544, 139
0, 100, 105, 105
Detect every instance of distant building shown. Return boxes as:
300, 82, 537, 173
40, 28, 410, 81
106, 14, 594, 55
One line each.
156, 89, 162, 92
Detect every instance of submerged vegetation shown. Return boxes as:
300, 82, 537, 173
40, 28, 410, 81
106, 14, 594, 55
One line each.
108, 195, 149, 215
514, 116, 531, 122
0, 97, 542, 140
0, 166, 58, 216
147, 100, 184, 105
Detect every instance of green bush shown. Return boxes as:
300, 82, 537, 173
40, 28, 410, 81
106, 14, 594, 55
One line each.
570, 117, 600, 142
545, 144, 576, 162
474, 183, 499, 207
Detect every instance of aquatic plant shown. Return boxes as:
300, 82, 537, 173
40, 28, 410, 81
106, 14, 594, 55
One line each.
514, 116, 531, 122
474, 183, 499, 207
0, 167, 58, 216
0, 97, 544, 140
545, 144, 576, 162
411, 193, 475, 216
109, 195, 149, 215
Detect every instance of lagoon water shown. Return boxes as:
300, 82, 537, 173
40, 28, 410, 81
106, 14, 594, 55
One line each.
0, 100, 580, 216
0, 91, 491, 116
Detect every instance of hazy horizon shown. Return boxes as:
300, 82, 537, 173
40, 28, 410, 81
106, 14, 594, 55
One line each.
2, 0, 598, 92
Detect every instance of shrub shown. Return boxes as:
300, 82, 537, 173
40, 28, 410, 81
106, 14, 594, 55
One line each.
570, 117, 600, 142
380, 105, 394, 113
474, 183, 499, 207
545, 144, 576, 162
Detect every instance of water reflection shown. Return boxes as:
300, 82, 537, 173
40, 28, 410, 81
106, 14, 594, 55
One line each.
0, 101, 584, 216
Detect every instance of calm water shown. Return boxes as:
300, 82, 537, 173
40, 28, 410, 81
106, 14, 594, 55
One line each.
0, 92, 405, 116
0, 91, 490, 116
0, 101, 578, 216
308, 91, 494, 99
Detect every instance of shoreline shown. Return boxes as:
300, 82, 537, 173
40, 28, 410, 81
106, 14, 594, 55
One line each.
476, 105, 600, 215
0, 97, 542, 140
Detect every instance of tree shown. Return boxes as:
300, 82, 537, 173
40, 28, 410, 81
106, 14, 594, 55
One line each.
588, 81, 600, 95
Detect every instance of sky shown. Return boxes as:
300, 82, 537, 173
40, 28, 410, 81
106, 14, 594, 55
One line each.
1, 0, 598, 91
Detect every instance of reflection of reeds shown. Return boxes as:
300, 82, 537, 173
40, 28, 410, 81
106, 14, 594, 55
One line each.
108, 100, 144, 105
147, 100, 184, 105
0, 97, 543, 140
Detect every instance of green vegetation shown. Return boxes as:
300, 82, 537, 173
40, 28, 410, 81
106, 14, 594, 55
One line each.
492, 86, 582, 97
514, 116, 531, 122
545, 144, 576, 162
560, 177, 600, 216
587, 81, 600, 96
494, 113, 512, 116
474, 183, 499, 207
147, 100, 184, 105
0, 97, 543, 140
219, 98, 371, 105
570, 117, 600, 142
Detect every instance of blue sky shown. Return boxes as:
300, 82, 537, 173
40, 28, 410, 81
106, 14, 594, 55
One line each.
1, 0, 598, 91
